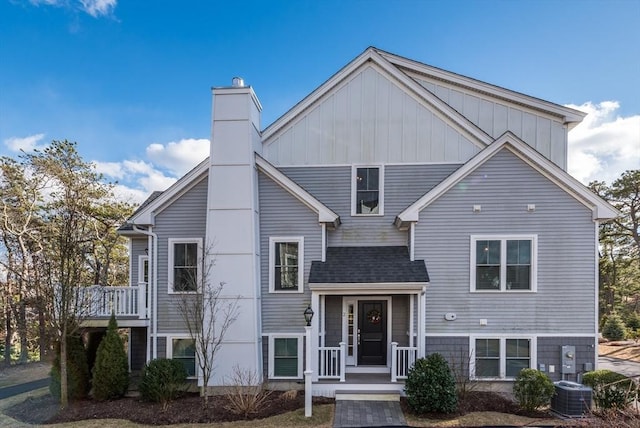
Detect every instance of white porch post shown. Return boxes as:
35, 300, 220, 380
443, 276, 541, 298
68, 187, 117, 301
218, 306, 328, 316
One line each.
391, 342, 398, 382
417, 288, 426, 358
311, 292, 320, 381
304, 324, 312, 417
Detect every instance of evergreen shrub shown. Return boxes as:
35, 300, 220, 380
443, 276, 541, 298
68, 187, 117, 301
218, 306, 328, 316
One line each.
139, 358, 187, 410
92, 314, 129, 400
404, 353, 457, 414
512, 368, 555, 411
582, 370, 638, 409
49, 334, 90, 402
602, 314, 627, 341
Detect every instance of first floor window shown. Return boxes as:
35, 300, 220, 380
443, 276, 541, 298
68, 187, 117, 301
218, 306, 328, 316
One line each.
169, 239, 201, 293
270, 237, 304, 292
172, 338, 196, 377
471, 235, 536, 292
269, 335, 302, 379
473, 337, 532, 379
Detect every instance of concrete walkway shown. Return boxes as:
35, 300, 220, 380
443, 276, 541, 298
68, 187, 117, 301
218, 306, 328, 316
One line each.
333, 400, 407, 428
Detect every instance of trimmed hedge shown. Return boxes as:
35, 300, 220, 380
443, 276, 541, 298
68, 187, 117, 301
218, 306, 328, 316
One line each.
513, 368, 555, 411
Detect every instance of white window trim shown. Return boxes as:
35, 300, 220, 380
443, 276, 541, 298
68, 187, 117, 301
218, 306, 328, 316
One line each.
168, 238, 202, 294
469, 335, 537, 381
268, 334, 304, 380
351, 165, 384, 216
167, 335, 197, 379
470, 235, 538, 292
138, 255, 149, 286
269, 237, 304, 293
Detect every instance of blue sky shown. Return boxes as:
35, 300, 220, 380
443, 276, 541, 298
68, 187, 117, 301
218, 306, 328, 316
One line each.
1, 0, 639, 202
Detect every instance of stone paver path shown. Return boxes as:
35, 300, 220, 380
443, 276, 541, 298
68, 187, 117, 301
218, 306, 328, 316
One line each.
333, 400, 407, 428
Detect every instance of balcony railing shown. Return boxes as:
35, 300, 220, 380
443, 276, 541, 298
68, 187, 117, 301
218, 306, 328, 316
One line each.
76, 284, 147, 319
318, 342, 346, 381
391, 342, 417, 382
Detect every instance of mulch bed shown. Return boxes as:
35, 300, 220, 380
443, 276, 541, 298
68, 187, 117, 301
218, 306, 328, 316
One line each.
7, 391, 332, 425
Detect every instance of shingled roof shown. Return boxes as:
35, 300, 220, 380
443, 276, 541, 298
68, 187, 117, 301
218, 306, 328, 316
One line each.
309, 246, 429, 284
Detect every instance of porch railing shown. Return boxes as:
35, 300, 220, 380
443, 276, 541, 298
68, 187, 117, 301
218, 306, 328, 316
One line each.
391, 342, 417, 382
76, 284, 147, 319
318, 342, 346, 382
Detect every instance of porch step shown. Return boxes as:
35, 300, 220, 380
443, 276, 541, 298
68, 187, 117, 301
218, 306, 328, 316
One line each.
335, 390, 401, 402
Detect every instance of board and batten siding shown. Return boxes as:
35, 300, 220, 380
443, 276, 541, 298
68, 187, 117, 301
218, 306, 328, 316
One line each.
280, 164, 460, 247
153, 177, 208, 333
263, 65, 481, 166
259, 171, 323, 333
413, 76, 568, 169
415, 149, 597, 335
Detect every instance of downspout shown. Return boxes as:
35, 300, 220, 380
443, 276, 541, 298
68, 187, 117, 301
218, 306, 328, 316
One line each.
133, 225, 158, 360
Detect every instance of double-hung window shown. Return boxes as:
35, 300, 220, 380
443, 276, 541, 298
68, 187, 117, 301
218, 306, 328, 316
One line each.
471, 235, 537, 292
352, 166, 383, 215
472, 337, 533, 379
269, 237, 304, 293
170, 338, 196, 378
168, 238, 201, 293
268, 335, 303, 379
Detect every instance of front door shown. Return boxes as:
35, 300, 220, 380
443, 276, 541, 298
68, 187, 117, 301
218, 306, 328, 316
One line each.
357, 301, 387, 365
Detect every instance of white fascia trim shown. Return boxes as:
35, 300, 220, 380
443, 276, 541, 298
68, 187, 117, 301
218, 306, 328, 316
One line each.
309, 282, 428, 293
262, 47, 491, 149
256, 154, 340, 226
268, 334, 304, 380
129, 159, 210, 225
395, 132, 619, 227
378, 50, 586, 127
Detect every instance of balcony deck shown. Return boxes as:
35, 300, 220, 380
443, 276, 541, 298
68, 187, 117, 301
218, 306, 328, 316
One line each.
76, 284, 149, 328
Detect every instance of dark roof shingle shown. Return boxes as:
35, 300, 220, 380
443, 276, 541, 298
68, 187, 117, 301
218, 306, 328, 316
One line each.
309, 246, 429, 283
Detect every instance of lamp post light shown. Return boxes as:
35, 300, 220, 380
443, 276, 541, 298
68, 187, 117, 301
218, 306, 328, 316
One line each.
304, 305, 314, 417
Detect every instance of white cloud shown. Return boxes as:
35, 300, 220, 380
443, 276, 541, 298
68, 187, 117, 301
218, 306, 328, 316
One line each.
567, 101, 640, 185
146, 138, 209, 176
28, 0, 116, 17
3, 133, 46, 152
78, 0, 116, 17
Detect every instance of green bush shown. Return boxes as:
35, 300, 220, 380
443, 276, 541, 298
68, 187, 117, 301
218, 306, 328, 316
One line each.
624, 312, 640, 332
405, 353, 457, 414
602, 314, 627, 341
139, 358, 187, 410
512, 369, 555, 411
92, 314, 129, 400
582, 370, 638, 409
49, 335, 90, 402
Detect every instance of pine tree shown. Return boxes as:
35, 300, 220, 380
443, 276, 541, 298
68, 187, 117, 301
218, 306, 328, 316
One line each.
92, 313, 129, 400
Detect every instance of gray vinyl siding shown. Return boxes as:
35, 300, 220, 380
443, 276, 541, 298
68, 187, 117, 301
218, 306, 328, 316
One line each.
280, 164, 459, 247
259, 171, 323, 333
157, 336, 166, 359
153, 177, 208, 333
324, 296, 342, 346
425, 336, 470, 372
416, 149, 597, 335
130, 238, 147, 286
391, 295, 409, 345
537, 336, 596, 382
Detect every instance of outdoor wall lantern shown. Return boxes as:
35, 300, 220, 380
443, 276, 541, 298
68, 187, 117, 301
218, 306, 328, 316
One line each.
304, 305, 314, 326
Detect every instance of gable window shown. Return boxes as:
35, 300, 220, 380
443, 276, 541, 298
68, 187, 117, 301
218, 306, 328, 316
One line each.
170, 338, 196, 378
268, 335, 303, 379
168, 238, 201, 293
352, 166, 384, 216
471, 337, 533, 380
269, 237, 304, 293
471, 235, 537, 292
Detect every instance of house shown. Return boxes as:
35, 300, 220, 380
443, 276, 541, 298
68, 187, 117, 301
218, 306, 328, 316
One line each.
83, 47, 618, 395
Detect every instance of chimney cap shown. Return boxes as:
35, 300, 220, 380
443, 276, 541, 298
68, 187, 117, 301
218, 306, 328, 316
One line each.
231, 77, 245, 88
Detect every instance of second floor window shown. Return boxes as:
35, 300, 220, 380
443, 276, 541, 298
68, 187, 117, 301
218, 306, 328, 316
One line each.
169, 239, 201, 293
269, 237, 304, 292
353, 166, 383, 215
471, 235, 537, 292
